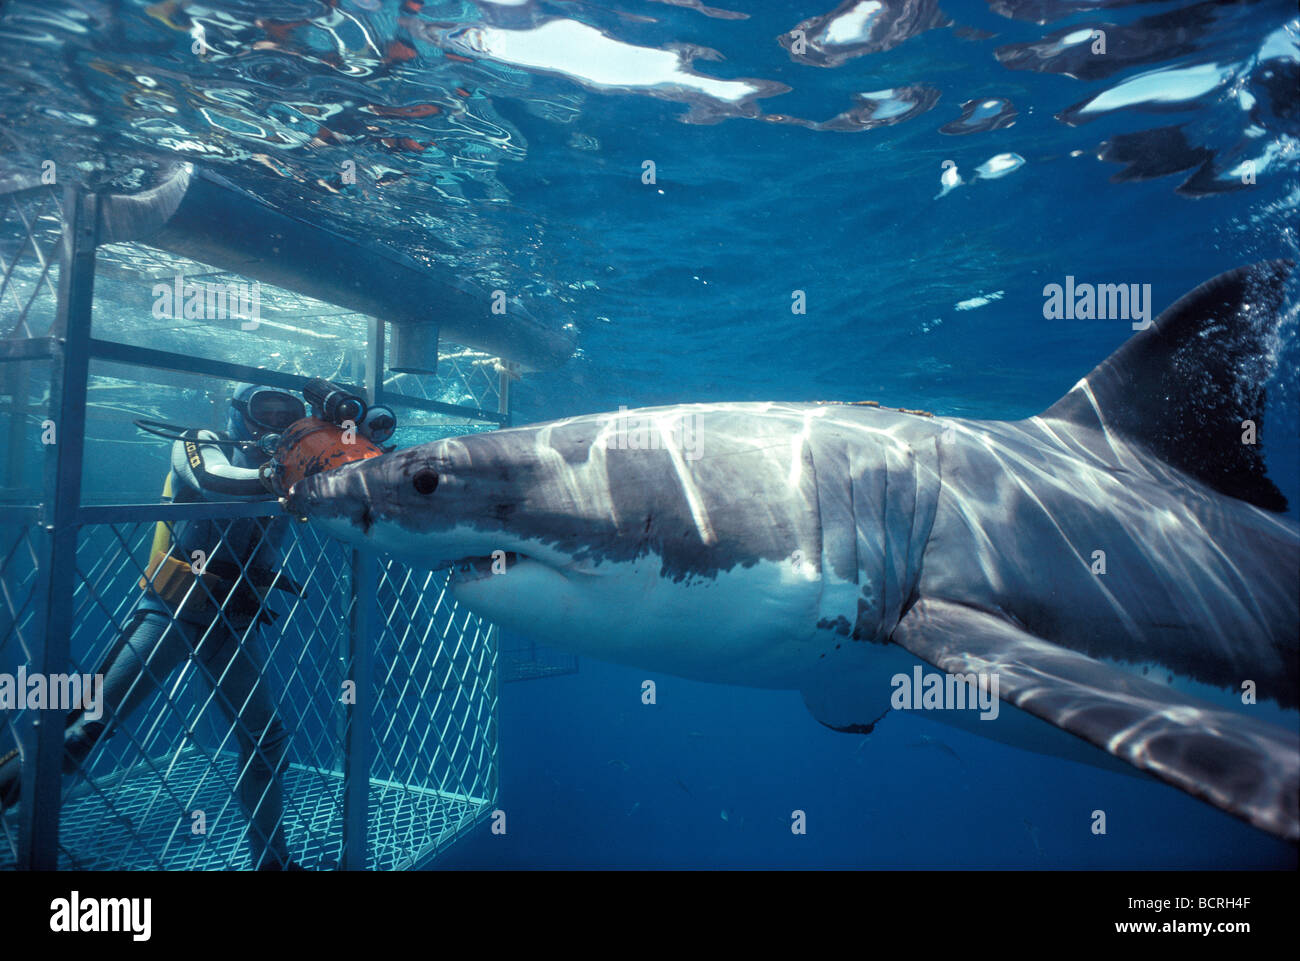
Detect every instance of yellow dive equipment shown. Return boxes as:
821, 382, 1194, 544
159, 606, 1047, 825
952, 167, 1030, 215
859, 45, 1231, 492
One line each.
138, 471, 219, 608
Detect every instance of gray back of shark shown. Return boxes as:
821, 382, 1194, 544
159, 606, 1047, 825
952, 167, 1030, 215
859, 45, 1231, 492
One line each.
289, 262, 1299, 840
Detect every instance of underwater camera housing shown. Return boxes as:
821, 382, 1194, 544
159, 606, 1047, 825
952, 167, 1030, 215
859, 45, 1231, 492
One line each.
261, 417, 385, 498
260, 381, 398, 496
303, 378, 367, 427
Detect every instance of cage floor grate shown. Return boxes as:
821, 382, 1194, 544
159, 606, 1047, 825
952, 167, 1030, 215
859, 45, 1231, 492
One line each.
0, 749, 491, 871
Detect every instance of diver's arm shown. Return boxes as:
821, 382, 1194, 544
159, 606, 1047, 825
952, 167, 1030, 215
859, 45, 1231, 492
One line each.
171, 430, 269, 501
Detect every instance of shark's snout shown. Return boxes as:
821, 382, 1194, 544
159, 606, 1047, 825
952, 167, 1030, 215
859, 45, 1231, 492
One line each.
284, 459, 377, 534
281, 441, 523, 568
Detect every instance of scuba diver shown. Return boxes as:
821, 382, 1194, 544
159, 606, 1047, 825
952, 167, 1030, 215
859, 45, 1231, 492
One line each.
0, 381, 394, 870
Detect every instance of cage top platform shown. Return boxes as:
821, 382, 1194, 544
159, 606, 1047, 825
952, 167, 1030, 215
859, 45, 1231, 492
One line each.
89, 162, 574, 373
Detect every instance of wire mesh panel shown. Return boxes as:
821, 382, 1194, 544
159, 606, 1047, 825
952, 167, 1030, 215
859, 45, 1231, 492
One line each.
51, 514, 355, 871
0, 510, 498, 870
92, 238, 372, 382
1, 182, 60, 504
0, 181, 62, 340
0, 520, 39, 867
385, 347, 503, 415
369, 560, 497, 869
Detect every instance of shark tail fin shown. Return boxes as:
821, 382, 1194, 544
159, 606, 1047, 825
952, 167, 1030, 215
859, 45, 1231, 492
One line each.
1041, 261, 1293, 512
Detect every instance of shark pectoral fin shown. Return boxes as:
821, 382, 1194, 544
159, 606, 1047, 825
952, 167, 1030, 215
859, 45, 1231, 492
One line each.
890, 599, 1300, 841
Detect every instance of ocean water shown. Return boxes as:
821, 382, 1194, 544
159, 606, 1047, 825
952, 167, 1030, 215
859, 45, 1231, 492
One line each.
1, 0, 1298, 869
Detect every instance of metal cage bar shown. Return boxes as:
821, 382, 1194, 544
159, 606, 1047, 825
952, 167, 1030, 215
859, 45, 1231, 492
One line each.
19, 186, 97, 869
343, 548, 376, 871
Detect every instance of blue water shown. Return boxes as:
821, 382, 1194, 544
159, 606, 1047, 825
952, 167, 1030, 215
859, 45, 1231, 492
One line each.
2, 0, 1297, 868
441, 655, 1292, 869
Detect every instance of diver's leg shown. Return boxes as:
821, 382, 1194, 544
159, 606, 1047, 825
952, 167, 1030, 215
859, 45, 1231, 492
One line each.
2, 607, 188, 808
202, 631, 295, 869
0, 747, 18, 810
62, 608, 192, 771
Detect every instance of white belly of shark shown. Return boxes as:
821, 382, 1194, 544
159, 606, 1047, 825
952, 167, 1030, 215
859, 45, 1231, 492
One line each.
409, 527, 833, 688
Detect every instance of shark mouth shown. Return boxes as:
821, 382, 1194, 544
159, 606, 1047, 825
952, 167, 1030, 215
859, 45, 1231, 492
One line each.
447, 550, 520, 584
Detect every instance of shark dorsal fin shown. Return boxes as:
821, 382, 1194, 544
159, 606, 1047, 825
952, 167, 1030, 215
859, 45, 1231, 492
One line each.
1041, 261, 1292, 512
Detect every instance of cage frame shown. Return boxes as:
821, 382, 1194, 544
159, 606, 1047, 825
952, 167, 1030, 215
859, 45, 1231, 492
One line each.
0, 175, 523, 870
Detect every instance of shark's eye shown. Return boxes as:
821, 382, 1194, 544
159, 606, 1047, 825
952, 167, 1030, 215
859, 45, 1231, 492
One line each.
412, 469, 439, 495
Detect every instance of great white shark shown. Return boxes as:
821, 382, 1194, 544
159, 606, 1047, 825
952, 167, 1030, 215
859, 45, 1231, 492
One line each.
287, 263, 1299, 841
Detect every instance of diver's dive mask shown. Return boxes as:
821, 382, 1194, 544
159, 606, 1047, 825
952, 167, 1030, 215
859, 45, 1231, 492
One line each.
231, 388, 307, 437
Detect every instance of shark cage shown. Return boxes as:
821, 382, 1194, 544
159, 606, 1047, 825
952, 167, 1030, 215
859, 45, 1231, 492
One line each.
0, 164, 576, 870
